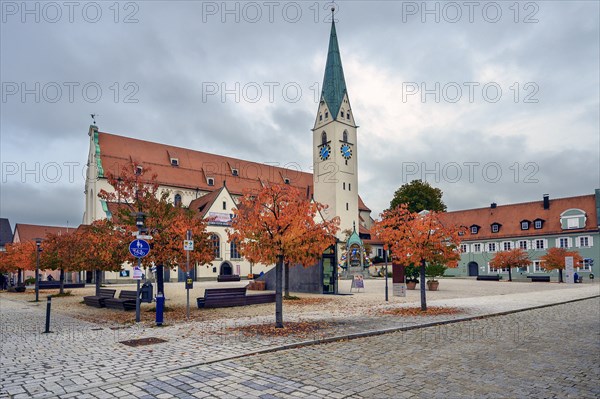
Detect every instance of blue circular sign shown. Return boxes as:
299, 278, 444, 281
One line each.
129, 239, 150, 258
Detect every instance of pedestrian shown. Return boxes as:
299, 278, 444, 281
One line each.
574, 272, 579, 283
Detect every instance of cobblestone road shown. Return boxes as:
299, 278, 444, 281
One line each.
80, 297, 599, 399
3, 296, 596, 398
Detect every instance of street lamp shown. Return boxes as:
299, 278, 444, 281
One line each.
34, 237, 43, 302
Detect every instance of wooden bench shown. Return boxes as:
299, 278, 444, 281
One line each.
104, 290, 138, 310
39, 281, 86, 289
196, 287, 276, 308
527, 275, 550, 282
476, 275, 502, 281
217, 274, 241, 282
83, 289, 117, 308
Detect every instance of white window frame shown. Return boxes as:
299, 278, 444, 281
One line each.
534, 220, 542, 229
535, 239, 546, 250
471, 226, 478, 234
487, 242, 497, 252
518, 240, 528, 250
488, 263, 499, 273
491, 224, 499, 233
473, 243, 481, 253
532, 260, 545, 273
556, 237, 571, 249
503, 242, 512, 251
460, 244, 469, 253
578, 236, 592, 248
580, 259, 593, 272
517, 265, 530, 273
521, 221, 529, 230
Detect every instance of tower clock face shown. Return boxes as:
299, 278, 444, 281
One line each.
340, 144, 352, 160
319, 144, 331, 160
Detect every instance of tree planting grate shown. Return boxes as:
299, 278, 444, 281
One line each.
120, 337, 167, 347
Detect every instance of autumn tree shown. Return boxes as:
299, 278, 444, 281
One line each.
40, 231, 81, 294
99, 161, 213, 295
373, 204, 462, 311
489, 248, 531, 282
540, 247, 583, 283
229, 184, 339, 328
77, 219, 130, 295
0, 241, 36, 284
390, 180, 446, 213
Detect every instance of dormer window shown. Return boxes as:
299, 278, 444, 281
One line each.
491, 223, 501, 233
207, 178, 214, 186
284, 178, 290, 185
470, 225, 480, 234
170, 158, 179, 166
560, 209, 586, 230
521, 220, 530, 230
534, 219, 544, 229
232, 169, 239, 177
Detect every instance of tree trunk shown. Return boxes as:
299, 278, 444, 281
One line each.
156, 264, 164, 295
17, 269, 22, 285
420, 259, 427, 311
59, 269, 65, 295
284, 262, 290, 298
275, 255, 284, 328
95, 269, 101, 296
558, 269, 563, 283
508, 267, 512, 282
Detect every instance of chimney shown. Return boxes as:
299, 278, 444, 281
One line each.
543, 194, 550, 210
490, 203, 497, 209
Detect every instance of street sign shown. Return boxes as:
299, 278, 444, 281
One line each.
136, 235, 153, 240
132, 266, 143, 280
183, 240, 194, 251
129, 239, 150, 258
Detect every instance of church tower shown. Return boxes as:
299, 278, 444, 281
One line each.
313, 15, 359, 238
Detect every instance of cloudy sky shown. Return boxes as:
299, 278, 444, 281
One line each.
1, 0, 599, 227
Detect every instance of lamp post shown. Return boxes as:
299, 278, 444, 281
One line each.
34, 238, 43, 302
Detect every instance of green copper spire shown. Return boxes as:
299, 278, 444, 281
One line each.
321, 17, 347, 121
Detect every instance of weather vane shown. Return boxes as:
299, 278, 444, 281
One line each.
90, 113, 99, 125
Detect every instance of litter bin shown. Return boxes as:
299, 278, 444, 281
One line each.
140, 282, 153, 303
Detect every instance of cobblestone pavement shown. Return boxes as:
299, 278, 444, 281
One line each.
1, 285, 598, 398
75, 297, 600, 399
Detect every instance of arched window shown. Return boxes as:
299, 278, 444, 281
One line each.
321, 132, 327, 145
343, 131, 348, 143
230, 240, 240, 259
174, 193, 182, 207
210, 234, 220, 259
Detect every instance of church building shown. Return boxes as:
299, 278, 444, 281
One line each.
83, 18, 382, 284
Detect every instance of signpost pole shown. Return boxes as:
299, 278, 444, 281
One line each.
135, 256, 141, 322
384, 250, 389, 302
186, 230, 191, 319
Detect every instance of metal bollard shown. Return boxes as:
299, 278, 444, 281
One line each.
155, 292, 165, 326
44, 296, 52, 333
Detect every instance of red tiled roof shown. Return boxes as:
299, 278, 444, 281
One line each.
439, 194, 598, 240
188, 188, 225, 218
13, 224, 74, 243
97, 131, 369, 211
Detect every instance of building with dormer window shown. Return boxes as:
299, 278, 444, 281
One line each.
440, 191, 600, 278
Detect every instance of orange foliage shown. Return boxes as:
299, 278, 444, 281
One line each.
40, 231, 82, 272
77, 219, 130, 272
372, 204, 463, 267
0, 241, 36, 272
228, 184, 339, 266
489, 248, 531, 270
540, 247, 583, 271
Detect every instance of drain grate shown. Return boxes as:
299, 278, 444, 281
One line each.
120, 337, 167, 347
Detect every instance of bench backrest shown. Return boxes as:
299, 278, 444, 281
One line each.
118, 290, 138, 300
204, 287, 247, 298
99, 289, 117, 298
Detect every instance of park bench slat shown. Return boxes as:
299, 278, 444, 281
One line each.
527, 275, 550, 282
83, 289, 117, 308
197, 287, 275, 309
476, 275, 502, 281
104, 290, 138, 311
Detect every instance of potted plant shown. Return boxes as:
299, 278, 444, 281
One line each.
405, 264, 419, 290
425, 263, 447, 291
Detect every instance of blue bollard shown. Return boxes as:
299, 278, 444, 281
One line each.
155, 292, 165, 326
